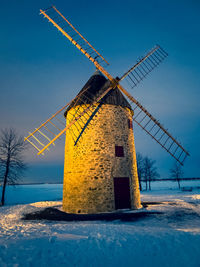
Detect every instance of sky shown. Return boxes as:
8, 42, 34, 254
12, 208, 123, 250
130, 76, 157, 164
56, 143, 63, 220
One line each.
0, 0, 199, 183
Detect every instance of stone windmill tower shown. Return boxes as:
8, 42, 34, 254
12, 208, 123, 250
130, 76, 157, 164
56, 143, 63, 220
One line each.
63, 70, 141, 213
25, 6, 189, 214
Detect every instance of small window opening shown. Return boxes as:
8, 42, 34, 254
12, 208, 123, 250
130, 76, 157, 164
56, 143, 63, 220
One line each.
128, 119, 133, 129
115, 145, 124, 157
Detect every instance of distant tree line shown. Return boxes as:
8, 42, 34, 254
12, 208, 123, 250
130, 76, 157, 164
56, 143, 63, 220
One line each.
136, 153, 184, 191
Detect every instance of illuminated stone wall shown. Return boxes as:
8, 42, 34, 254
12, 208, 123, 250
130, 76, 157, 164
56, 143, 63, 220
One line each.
63, 104, 141, 214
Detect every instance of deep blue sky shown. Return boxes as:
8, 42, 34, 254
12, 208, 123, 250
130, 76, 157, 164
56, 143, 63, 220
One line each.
0, 0, 199, 182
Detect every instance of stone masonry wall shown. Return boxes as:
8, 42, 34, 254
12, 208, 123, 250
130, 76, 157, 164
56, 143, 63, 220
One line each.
63, 104, 141, 214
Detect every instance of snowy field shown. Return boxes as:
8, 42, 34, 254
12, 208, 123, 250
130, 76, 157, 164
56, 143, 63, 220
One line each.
0, 184, 200, 267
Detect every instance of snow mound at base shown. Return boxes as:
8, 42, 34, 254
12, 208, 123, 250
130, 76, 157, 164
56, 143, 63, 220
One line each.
30, 201, 62, 208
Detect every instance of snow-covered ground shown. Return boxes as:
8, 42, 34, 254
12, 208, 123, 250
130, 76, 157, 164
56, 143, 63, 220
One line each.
0, 187, 200, 266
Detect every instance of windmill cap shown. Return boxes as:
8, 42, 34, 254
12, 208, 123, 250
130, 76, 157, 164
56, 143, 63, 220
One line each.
64, 72, 132, 117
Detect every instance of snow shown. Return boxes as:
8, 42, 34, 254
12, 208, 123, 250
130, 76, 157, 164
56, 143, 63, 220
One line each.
0, 187, 200, 266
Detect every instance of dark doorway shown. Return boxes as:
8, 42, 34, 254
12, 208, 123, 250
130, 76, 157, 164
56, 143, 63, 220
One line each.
114, 177, 131, 209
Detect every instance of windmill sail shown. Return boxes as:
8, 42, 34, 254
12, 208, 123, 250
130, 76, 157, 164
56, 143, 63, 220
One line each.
119, 45, 168, 89
40, 6, 109, 67
116, 83, 190, 165
24, 102, 69, 154
24, 84, 93, 153
24, 84, 113, 155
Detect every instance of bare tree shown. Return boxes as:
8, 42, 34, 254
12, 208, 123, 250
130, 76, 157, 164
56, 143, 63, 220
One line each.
136, 152, 144, 191
170, 162, 183, 189
0, 128, 27, 206
143, 157, 159, 190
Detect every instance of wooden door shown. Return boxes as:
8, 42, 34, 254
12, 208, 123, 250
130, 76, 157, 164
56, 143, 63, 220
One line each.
114, 177, 131, 209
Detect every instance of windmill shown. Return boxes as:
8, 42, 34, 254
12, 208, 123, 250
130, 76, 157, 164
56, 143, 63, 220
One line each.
25, 6, 189, 214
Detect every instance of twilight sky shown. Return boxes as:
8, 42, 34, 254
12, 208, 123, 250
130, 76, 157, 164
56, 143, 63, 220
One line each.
0, 0, 199, 182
